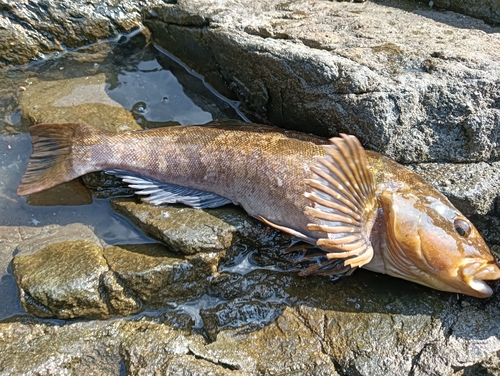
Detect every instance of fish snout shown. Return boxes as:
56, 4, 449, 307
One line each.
460, 261, 500, 297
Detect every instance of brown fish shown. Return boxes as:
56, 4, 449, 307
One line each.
17, 122, 500, 297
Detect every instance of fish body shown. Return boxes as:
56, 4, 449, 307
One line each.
17, 122, 500, 297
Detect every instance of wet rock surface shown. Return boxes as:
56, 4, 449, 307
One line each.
18, 73, 141, 132
110, 199, 237, 255
11, 239, 221, 319
0, 0, 500, 375
0, 0, 167, 66
6, 194, 500, 374
12, 240, 137, 319
5, 252, 500, 374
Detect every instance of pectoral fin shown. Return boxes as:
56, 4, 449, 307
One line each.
257, 216, 316, 243
304, 134, 377, 270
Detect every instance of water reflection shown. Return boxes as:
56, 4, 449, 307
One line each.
0, 33, 244, 320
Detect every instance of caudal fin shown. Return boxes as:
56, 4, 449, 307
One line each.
17, 123, 93, 196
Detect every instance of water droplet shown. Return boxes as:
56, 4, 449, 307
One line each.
163, 96, 169, 102
94, 63, 99, 68
132, 101, 147, 114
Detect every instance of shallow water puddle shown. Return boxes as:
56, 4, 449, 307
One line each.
0, 32, 250, 321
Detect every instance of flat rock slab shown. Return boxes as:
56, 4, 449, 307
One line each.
146, 0, 500, 163
18, 73, 141, 132
110, 199, 235, 255
110, 198, 287, 256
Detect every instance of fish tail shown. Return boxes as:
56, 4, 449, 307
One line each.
17, 123, 98, 196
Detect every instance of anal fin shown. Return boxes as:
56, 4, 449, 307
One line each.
106, 169, 232, 209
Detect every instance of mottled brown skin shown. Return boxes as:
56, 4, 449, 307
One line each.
68, 123, 333, 241
18, 122, 500, 297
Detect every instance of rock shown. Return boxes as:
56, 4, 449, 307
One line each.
11, 239, 223, 319
18, 73, 141, 132
414, 0, 500, 25
408, 161, 500, 216
110, 199, 238, 255
6, 229, 500, 374
81, 172, 134, 199
0, 318, 211, 376
25, 179, 93, 206
145, 0, 500, 163
104, 243, 214, 307
0, 0, 166, 66
12, 240, 139, 319
0, 16, 47, 67
15, 223, 103, 257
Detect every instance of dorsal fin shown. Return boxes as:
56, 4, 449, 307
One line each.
304, 134, 377, 270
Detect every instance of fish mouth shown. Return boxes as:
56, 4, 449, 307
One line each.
463, 262, 500, 297
468, 280, 493, 297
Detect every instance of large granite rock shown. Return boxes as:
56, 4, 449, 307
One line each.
145, 0, 500, 164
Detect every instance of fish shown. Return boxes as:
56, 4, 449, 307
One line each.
17, 122, 500, 298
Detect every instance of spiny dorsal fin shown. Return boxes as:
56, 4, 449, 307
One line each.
304, 134, 377, 270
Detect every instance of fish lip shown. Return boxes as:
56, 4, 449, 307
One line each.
468, 279, 493, 297
463, 262, 500, 297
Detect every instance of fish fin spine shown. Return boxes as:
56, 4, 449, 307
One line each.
17, 123, 98, 196
304, 133, 377, 271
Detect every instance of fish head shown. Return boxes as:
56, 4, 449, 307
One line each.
378, 190, 500, 298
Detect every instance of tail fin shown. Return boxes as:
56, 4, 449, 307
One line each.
17, 123, 94, 196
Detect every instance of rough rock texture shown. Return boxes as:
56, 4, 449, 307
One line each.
0, 0, 168, 66
145, 0, 500, 163
110, 198, 290, 256
8, 195, 500, 373
110, 199, 237, 255
11, 240, 222, 319
12, 240, 140, 319
104, 243, 215, 307
408, 161, 500, 216
5, 261, 500, 375
415, 0, 500, 25
14, 222, 104, 257
1, 0, 500, 374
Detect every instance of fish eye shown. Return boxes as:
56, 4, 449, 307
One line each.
454, 217, 471, 237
